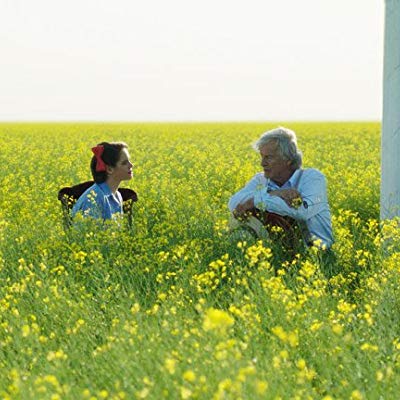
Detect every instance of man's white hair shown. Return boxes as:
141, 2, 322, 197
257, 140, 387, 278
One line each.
253, 127, 302, 169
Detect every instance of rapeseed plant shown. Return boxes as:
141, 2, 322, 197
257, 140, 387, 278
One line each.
1, 122, 399, 399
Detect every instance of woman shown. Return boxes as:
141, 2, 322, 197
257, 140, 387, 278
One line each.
72, 141, 133, 220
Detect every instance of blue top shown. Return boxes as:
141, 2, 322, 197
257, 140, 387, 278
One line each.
71, 182, 123, 220
228, 168, 333, 248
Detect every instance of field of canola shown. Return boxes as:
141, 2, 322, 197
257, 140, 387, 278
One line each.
1, 122, 400, 399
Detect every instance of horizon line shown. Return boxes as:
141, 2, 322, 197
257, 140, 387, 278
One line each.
0, 119, 381, 124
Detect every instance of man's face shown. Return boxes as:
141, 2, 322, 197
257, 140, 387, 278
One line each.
260, 141, 292, 185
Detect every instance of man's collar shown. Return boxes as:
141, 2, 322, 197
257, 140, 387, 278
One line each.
267, 168, 301, 189
287, 168, 302, 187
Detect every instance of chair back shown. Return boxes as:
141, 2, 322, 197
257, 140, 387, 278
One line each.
58, 180, 138, 227
248, 208, 303, 250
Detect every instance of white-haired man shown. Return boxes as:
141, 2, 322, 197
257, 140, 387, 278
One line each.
229, 127, 333, 249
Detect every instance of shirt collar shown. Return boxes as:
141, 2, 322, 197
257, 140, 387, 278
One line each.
97, 182, 113, 196
267, 168, 302, 189
286, 168, 302, 187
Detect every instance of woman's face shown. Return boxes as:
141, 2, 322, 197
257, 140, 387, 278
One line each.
108, 148, 133, 182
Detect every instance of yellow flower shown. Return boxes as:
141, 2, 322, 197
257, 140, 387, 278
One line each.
143, 376, 153, 386
180, 387, 192, 399
157, 292, 167, 301
310, 320, 323, 332
203, 308, 234, 334
287, 331, 299, 347
98, 390, 108, 399
360, 343, 379, 352
271, 326, 299, 347
296, 359, 306, 370
376, 370, 384, 382
164, 358, 177, 374
22, 325, 30, 337
136, 387, 149, 399
130, 303, 140, 314
255, 380, 268, 395
46, 349, 67, 361
331, 323, 343, 335
350, 390, 363, 400
237, 365, 256, 382
271, 326, 287, 341
183, 370, 196, 383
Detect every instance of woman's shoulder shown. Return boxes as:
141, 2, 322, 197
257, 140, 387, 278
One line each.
80, 182, 100, 196
78, 183, 108, 204
72, 183, 106, 217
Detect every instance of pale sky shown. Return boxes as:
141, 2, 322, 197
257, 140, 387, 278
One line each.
0, 0, 384, 121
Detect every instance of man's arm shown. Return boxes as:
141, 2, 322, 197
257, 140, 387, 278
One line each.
269, 188, 302, 208
228, 174, 265, 212
254, 170, 329, 221
229, 174, 303, 218
232, 188, 301, 219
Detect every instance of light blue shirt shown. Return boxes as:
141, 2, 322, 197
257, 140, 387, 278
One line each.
71, 182, 123, 220
228, 168, 333, 248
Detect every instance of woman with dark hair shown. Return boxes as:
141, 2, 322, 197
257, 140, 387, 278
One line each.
72, 142, 133, 220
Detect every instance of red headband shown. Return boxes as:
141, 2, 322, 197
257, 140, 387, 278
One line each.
91, 145, 107, 172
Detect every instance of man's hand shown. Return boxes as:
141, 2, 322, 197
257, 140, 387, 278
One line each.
233, 198, 255, 219
269, 188, 302, 208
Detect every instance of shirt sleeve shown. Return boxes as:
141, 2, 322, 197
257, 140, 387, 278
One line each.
253, 169, 329, 222
228, 174, 265, 211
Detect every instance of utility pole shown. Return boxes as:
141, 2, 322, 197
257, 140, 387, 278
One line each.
381, 0, 400, 219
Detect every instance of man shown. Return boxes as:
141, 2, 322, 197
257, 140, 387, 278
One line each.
228, 127, 333, 249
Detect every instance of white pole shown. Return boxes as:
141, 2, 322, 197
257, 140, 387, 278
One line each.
381, 0, 400, 220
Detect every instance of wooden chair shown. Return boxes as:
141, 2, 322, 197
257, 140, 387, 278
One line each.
247, 207, 303, 249
58, 180, 138, 228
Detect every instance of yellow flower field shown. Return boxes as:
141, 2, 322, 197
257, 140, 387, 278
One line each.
1, 122, 399, 399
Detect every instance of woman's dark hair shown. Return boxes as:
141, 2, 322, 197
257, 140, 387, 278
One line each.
91, 141, 128, 183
